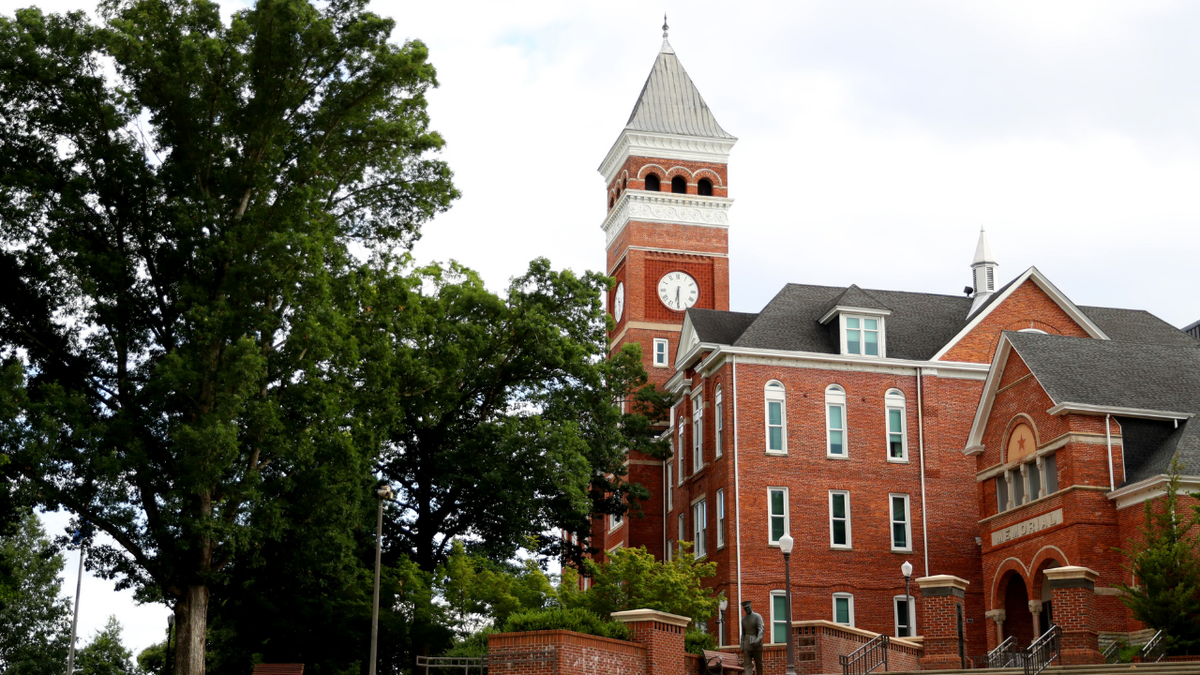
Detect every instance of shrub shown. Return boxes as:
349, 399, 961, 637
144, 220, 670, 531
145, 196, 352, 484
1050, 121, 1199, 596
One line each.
685, 628, 717, 655
442, 628, 496, 658
501, 608, 632, 641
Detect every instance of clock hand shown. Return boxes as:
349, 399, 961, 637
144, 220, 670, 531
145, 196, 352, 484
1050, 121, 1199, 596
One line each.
675, 286, 680, 307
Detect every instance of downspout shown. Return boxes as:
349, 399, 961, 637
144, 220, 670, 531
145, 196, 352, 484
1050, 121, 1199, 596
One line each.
732, 354, 743, 636
917, 367, 929, 577
1106, 414, 1115, 491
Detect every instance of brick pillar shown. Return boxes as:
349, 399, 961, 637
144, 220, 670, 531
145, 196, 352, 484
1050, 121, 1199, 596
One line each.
611, 609, 689, 675
916, 575, 970, 670
1043, 566, 1102, 665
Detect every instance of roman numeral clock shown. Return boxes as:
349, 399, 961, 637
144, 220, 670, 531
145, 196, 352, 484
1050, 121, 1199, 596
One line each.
658, 271, 699, 311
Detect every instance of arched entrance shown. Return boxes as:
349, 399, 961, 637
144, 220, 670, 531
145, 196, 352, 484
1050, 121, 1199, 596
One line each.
1033, 559, 1060, 636
1002, 573, 1034, 647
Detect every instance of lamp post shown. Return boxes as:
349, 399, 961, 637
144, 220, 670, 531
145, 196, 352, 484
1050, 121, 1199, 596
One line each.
780, 533, 797, 675
165, 614, 175, 675
370, 485, 394, 675
718, 598, 728, 646
901, 560, 914, 638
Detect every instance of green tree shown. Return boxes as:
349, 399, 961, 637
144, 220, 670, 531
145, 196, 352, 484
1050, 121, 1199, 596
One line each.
0, 513, 71, 675
351, 260, 669, 575
567, 543, 720, 625
76, 616, 135, 675
0, 2, 456, 675
438, 539, 556, 637
134, 641, 166, 675
1118, 461, 1200, 654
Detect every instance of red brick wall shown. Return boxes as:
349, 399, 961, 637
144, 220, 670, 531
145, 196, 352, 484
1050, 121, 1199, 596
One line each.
941, 280, 1092, 364
606, 156, 730, 209
488, 630, 645, 675
918, 592, 968, 670
1051, 585, 1103, 665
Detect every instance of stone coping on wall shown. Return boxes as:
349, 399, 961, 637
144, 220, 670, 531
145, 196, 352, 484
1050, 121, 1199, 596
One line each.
610, 608, 692, 627
792, 620, 924, 651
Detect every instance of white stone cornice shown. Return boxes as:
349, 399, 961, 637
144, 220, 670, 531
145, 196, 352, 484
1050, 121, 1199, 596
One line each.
602, 191, 733, 247
599, 129, 736, 184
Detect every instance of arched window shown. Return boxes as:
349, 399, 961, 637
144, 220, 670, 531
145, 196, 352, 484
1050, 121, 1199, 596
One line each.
826, 385, 847, 457
608, 195, 614, 209
765, 381, 786, 454
645, 174, 661, 191
698, 178, 713, 196
885, 389, 907, 461
671, 176, 687, 194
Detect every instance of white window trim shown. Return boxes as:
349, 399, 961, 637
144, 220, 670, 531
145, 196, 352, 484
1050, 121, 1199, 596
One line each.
666, 460, 674, 511
714, 386, 723, 458
832, 593, 855, 627
666, 538, 674, 561
840, 314, 886, 358
609, 510, 624, 533
692, 496, 707, 558
765, 381, 787, 455
769, 590, 789, 645
829, 490, 852, 549
826, 385, 847, 459
885, 389, 908, 463
889, 493, 912, 553
768, 487, 790, 546
893, 594, 917, 638
607, 542, 623, 555
716, 488, 726, 550
678, 513, 686, 547
677, 418, 686, 486
692, 391, 704, 474
653, 338, 669, 368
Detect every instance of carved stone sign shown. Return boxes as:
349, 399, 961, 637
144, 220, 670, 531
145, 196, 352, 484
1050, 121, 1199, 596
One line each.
990, 508, 1063, 546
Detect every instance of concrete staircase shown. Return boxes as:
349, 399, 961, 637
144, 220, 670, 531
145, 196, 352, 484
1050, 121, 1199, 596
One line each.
883, 662, 1200, 675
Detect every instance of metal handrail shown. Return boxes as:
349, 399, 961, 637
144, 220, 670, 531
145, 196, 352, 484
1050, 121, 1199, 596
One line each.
1142, 629, 1167, 663
840, 633, 889, 675
987, 635, 1019, 669
415, 656, 488, 675
1101, 640, 1121, 664
1022, 624, 1061, 675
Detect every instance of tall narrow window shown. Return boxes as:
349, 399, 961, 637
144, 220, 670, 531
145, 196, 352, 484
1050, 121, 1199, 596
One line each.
833, 593, 855, 626
678, 418, 686, 486
826, 385, 847, 457
653, 338, 669, 368
714, 386, 723, 458
698, 178, 713, 196
830, 490, 851, 548
768, 487, 789, 545
610, 511, 622, 531
666, 461, 674, 510
894, 595, 915, 638
885, 389, 907, 461
678, 513, 685, 547
890, 494, 911, 552
716, 489, 726, 549
770, 591, 789, 644
765, 381, 787, 454
645, 174, 661, 191
692, 393, 704, 473
671, 176, 687, 194
692, 499, 707, 558
996, 475, 1009, 514
667, 538, 674, 561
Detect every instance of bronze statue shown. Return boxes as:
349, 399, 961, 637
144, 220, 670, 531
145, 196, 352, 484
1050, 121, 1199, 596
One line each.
740, 600, 765, 675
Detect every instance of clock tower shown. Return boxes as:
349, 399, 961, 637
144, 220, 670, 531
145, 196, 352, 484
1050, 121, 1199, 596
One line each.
600, 24, 736, 392
596, 22, 735, 559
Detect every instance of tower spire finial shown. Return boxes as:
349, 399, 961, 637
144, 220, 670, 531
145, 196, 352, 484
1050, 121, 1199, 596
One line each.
662, 13, 668, 39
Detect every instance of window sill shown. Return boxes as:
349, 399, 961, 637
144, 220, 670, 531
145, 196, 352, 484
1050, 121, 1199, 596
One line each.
831, 546, 853, 551
766, 450, 788, 456
887, 458, 909, 464
826, 454, 849, 460
891, 548, 913, 554
652, 363, 669, 369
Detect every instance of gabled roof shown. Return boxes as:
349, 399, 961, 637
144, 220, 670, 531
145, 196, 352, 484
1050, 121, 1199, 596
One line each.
966, 331, 1200, 484
687, 309, 758, 345
623, 40, 735, 140
818, 284, 893, 323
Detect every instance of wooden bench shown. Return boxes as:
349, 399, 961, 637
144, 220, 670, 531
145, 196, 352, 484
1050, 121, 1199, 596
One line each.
703, 650, 745, 675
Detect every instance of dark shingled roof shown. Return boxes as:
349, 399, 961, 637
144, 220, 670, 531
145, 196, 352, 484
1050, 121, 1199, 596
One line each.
820, 284, 893, 317
687, 309, 758, 345
1079, 306, 1200, 348
1005, 331, 1200, 484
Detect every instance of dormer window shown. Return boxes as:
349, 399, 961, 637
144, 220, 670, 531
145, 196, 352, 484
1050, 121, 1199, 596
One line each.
841, 315, 883, 357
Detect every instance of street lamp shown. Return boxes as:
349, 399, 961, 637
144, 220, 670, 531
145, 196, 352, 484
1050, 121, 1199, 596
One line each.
780, 533, 796, 675
718, 598, 728, 646
370, 485, 394, 675
901, 560, 914, 638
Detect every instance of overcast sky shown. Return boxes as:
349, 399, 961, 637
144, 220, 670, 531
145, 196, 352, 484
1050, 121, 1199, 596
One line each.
8, 0, 1200, 658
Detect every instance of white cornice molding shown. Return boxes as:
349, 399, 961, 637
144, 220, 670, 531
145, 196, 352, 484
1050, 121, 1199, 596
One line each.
1108, 474, 1200, 509
599, 129, 736, 184
818, 305, 893, 325
1046, 402, 1193, 422
602, 190, 733, 248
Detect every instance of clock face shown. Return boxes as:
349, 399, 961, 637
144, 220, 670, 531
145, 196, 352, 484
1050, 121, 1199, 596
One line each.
613, 282, 625, 322
658, 271, 699, 311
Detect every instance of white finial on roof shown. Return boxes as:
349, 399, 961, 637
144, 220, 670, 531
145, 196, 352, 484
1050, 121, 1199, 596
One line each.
968, 227, 999, 317
661, 14, 674, 53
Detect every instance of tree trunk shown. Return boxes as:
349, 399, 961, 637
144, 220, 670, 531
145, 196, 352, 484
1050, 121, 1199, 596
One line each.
174, 585, 210, 675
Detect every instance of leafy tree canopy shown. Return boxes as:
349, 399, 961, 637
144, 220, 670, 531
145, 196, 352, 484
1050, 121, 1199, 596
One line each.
0, 513, 71, 675
562, 543, 720, 625
76, 616, 136, 675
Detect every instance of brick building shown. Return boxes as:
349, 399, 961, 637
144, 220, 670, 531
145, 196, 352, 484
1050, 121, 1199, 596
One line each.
589, 29, 1200, 661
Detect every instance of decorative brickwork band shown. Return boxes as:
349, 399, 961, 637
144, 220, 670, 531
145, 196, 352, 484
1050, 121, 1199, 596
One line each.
1042, 567, 1102, 665
916, 575, 970, 670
